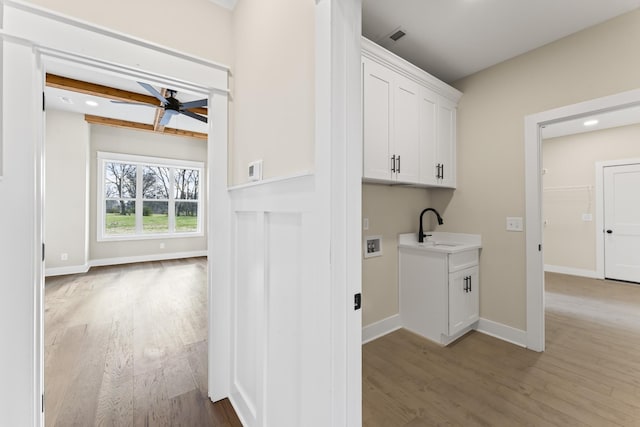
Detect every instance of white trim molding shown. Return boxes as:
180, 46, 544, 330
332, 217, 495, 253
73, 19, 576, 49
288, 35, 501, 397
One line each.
525, 88, 640, 353
0, 2, 229, 425
45, 250, 208, 277
595, 158, 640, 282
476, 318, 527, 348
362, 314, 402, 344
544, 264, 600, 279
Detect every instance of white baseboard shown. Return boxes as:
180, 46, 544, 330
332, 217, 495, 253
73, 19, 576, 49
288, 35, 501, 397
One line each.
45, 264, 90, 277
544, 264, 600, 279
45, 251, 207, 277
362, 314, 402, 344
90, 250, 208, 268
476, 318, 527, 348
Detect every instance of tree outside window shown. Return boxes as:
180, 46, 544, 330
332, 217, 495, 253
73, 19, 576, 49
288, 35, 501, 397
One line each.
99, 153, 203, 240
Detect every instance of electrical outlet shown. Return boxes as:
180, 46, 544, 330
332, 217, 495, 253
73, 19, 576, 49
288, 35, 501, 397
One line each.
60, 253, 68, 261
582, 213, 593, 222
506, 217, 524, 232
363, 218, 369, 230
159, 242, 165, 249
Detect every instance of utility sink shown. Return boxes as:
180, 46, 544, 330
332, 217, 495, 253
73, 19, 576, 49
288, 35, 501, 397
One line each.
398, 232, 481, 254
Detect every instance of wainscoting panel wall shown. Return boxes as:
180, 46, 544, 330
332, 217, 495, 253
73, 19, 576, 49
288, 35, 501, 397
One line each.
228, 175, 317, 427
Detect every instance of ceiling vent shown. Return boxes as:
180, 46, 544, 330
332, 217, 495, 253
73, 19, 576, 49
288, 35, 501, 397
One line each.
389, 29, 406, 42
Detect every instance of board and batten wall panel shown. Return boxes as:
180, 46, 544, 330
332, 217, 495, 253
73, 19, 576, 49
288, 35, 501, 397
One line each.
543, 123, 640, 272
436, 8, 640, 331
228, 175, 330, 427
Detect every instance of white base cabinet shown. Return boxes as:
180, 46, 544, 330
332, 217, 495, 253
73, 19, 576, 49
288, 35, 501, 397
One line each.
399, 246, 480, 345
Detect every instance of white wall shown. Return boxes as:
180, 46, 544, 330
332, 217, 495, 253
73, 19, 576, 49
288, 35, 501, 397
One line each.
230, 0, 315, 185
435, 9, 640, 330
543, 123, 640, 273
362, 184, 432, 326
44, 112, 207, 271
89, 124, 208, 261
44, 110, 89, 270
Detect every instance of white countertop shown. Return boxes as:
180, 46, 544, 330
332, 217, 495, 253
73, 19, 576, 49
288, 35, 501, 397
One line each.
398, 232, 482, 254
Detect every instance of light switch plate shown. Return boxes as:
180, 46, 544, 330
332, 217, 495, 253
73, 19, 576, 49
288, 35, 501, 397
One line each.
582, 213, 593, 222
506, 217, 524, 232
248, 160, 263, 182
363, 218, 369, 230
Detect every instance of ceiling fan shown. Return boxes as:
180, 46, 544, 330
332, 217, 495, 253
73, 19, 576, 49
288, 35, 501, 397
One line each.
113, 82, 208, 126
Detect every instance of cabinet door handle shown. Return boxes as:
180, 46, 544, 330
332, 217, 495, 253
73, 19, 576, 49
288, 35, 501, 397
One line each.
441, 163, 444, 180
435, 164, 440, 179
397, 155, 401, 173
468, 276, 472, 292
463, 277, 468, 292
391, 155, 396, 173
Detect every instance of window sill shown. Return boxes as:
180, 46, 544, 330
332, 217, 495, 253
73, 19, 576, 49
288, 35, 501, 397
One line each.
97, 232, 205, 242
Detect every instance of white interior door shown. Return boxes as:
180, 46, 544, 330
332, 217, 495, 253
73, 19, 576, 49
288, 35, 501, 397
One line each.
604, 163, 640, 283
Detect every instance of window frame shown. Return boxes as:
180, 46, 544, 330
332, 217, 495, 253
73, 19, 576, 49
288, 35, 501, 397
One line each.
97, 151, 205, 242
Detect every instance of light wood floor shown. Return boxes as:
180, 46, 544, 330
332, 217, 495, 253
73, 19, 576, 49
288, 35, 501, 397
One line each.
45, 257, 241, 427
363, 273, 640, 426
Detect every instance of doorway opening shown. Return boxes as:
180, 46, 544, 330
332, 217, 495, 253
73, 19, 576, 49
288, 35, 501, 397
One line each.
41, 57, 238, 424
524, 88, 640, 351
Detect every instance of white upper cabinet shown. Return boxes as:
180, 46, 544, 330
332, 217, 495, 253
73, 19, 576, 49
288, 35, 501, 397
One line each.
393, 75, 421, 183
362, 38, 462, 188
362, 58, 394, 181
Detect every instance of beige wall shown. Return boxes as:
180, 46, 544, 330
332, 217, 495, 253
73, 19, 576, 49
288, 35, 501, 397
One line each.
543, 123, 640, 272
23, 0, 233, 65
89, 124, 208, 261
437, 9, 640, 330
362, 184, 433, 326
230, 0, 315, 185
45, 110, 89, 269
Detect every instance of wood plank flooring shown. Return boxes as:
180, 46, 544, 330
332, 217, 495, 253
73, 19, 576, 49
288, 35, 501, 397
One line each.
45, 257, 241, 427
363, 273, 640, 426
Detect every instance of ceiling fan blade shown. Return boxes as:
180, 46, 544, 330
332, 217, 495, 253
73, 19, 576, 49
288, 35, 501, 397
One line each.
110, 100, 157, 107
179, 110, 208, 123
160, 109, 178, 126
180, 98, 208, 109
138, 82, 168, 104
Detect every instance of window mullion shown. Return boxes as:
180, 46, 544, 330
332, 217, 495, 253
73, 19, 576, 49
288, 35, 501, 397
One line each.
169, 167, 176, 233
136, 164, 143, 234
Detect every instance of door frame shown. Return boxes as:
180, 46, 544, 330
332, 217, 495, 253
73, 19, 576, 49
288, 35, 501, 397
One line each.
1, 2, 229, 425
596, 158, 640, 280
524, 88, 640, 352
1, 0, 362, 425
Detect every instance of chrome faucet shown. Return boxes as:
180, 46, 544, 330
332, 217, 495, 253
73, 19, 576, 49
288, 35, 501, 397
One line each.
418, 208, 444, 243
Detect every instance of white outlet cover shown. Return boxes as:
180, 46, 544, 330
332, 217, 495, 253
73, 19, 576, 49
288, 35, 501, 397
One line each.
506, 217, 524, 232
582, 213, 593, 222
363, 218, 369, 230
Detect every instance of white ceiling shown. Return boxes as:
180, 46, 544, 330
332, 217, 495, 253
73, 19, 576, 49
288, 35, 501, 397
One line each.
362, 0, 640, 83
45, 61, 209, 135
542, 104, 640, 140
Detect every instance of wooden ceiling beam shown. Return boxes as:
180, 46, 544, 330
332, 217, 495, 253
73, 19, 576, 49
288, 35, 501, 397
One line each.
46, 74, 208, 115
84, 115, 207, 140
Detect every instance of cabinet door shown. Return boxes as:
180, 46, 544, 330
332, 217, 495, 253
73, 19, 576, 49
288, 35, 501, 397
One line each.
362, 58, 394, 181
393, 75, 421, 184
437, 96, 457, 188
419, 87, 438, 185
448, 266, 479, 336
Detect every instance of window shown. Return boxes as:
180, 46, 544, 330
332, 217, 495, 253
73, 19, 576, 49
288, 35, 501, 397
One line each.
98, 152, 204, 240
